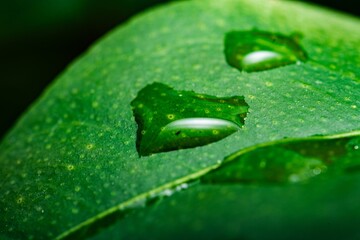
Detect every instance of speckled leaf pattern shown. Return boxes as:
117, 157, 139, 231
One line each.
0, 0, 360, 239
131, 82, 249, 156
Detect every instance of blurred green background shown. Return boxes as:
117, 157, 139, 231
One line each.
0, 0, 358, 139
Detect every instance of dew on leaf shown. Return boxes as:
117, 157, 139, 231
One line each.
131, 82, 249, 156
224, 30, 307, 72
202, 136, 360, 184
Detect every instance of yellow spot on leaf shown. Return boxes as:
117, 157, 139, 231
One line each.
67, 164, 75, 171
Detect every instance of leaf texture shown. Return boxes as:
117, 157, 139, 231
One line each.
0, 0, 360, 239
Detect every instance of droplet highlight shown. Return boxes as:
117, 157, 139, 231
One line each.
224, 30, 307, 72
131, 82, 249, 156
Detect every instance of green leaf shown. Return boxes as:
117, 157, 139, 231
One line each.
0, 0, 360, 239
88, 132, 360, 240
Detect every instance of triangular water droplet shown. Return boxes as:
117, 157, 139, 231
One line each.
131, 82, 249, 156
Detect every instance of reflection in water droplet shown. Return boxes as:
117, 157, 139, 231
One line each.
131, 82, 249, 156
224, 30, 307, 72
166, 118, 239, 130
202, 135, 360, 184
243, 51, 282, 66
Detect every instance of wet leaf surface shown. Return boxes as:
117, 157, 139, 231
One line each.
0, 0, 360, 239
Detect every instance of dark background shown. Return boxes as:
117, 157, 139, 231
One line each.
0, 0, 359, 139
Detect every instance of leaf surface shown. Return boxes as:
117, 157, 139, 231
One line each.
0, 0, 360, 239
90, 132, 360, 240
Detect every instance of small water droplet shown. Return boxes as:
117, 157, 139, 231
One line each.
131, 82, 249, 156
161, 189, 174, 197
224, 30, 307, 72
312, 167, 322, 175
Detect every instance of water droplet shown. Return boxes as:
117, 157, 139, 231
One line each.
161, 189, 174, 197
224, 30, 307, 72
131, 82, 249, 156
202, 136, 357, 184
